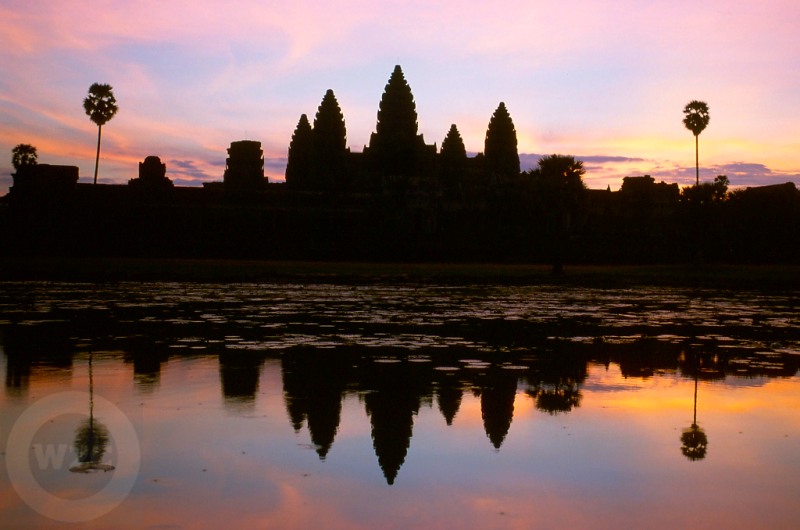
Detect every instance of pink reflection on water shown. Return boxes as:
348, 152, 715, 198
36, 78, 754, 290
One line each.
1, 353, 799, 529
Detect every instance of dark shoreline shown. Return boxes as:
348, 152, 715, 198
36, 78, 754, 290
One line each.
2, 257, 799, 289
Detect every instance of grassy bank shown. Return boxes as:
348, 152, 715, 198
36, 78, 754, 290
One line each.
2, 257, 800, 290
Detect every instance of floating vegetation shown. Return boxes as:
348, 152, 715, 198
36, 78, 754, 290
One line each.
1, 282, 798, 378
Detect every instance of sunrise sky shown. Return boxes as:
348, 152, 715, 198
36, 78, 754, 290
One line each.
1, 0, 799, 194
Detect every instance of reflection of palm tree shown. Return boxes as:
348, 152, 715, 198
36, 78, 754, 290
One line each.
681, 424, 708, 461
527, 379, 582, 415
71, 352, 114, 473
525, 352, 587, 415
680, 356, 708, 461
73, 417, 111, 466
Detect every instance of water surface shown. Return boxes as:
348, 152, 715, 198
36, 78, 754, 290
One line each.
1, 282, 798, 529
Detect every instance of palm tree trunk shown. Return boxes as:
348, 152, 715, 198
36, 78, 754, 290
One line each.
93, 125, 102, 185
695, 134, 699, 186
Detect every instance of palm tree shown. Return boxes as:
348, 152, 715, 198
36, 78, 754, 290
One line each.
682, 100, 710, 186
11, 143, 38, 171
83, 83, 119, 185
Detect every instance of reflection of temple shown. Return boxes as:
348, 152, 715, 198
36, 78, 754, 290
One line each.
219, 352, 266, 408
276, 350, 594, 483
361, 360, 427, 485
2, 331, 799, 483
281, 350, 351, 459
124, 349, 169, 389
2, 326, 73, 397
479, 369, 518, 449
434, 373, 464, 426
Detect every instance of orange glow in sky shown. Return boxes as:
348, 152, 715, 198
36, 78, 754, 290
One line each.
2, 1, 800, 194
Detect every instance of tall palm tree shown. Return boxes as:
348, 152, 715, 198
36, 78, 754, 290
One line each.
83, 83, 119, 185
682, 100, 710, 186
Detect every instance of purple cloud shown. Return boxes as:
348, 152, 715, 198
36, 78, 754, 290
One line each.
166, 159, 218, 184
265, 156, 288, 181
646, 162, 800, 188
518, 153, 645, 172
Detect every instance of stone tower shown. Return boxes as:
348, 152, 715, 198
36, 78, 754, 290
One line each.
224, 140, 266, 193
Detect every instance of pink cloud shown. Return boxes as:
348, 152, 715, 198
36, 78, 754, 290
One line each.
2, 0, 800, 195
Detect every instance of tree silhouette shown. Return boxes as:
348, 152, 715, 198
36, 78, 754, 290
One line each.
484, 102, 520, 177
681, 174, 729, 205
11, 144, 38, 171
682, 100, 710, 186
83, 83, 119, 185
679, 174, 729, 262
285, 114, 313, 189
312, 89, 348, 190
369, 65, 420, 177
526, 154, 586, 274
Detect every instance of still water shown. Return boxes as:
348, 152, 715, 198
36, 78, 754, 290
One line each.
1, 281, 799, 529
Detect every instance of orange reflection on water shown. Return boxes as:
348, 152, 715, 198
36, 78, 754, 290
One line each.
2, 354, 800, 529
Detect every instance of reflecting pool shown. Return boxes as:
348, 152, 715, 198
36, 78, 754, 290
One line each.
1, 282, 799, 529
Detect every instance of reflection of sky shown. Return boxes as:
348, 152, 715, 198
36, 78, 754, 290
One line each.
2, 356, 799, 528
2, 1, 800, 194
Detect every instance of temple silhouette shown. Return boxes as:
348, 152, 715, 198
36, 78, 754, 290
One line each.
3, 65, 799, 263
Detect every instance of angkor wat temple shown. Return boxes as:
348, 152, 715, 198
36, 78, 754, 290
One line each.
2, 66, 799, 263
